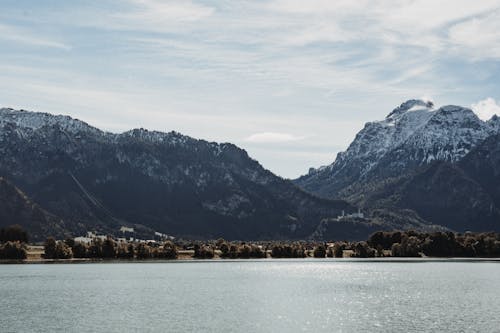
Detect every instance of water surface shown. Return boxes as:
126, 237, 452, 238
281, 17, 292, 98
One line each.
1, 260, 499, 332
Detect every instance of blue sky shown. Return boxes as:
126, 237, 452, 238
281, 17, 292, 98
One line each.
1, 0, 500, 178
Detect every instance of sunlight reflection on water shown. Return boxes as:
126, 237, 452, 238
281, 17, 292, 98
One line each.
1, 261, 499, 332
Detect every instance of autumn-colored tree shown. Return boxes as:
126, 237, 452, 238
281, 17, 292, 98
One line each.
0, 241, 27, 259
313, 244, 327, 258
43, 237, 57, 259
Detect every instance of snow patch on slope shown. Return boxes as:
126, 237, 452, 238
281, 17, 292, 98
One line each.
0, 107, 102, 135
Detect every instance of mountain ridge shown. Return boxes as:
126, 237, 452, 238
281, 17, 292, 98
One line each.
295, 99, 500, 232
0, 107, 364, 240
296, 99, 500, 198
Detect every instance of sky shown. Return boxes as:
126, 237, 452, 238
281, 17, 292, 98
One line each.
1, 1, 500, 178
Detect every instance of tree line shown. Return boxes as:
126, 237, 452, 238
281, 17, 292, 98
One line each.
29, 231, 500, 260
367, 230, 500, 257
43, 237, 178, 260
0, 225, 28, 260
2, 226, 500, 261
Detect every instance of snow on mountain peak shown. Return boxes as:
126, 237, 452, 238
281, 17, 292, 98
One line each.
296, 99, 500, 197
386, 99, 434, 119
0, 107, 230, 155
0, 107, 102, 135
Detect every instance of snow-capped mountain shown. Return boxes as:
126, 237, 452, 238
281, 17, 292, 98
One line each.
0, 107, 103, 136
0, 107, 359, 240
296, 99, 500, 198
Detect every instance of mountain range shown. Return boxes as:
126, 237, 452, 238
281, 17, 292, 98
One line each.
1, 100, 499, 241
0, 107, 358, 240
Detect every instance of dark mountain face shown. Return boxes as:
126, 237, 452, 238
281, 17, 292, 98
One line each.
0, 177, 69, 241
0, 108, 355, 240
295, 100, 500, 232
343, 162, 500, 232
460, 134, 500, 207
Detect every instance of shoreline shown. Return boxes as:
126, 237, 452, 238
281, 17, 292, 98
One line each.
2, 257, 500, 264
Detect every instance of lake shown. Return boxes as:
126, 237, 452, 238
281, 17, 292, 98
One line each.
1, 260, 499, 332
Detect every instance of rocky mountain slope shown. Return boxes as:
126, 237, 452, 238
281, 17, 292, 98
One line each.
295, 100, 500, 232
0, 107, 360, 240
297, 100, 499, 196
460, 133, 500, 208
342, 161, 500, 232
0, 177, 69, 240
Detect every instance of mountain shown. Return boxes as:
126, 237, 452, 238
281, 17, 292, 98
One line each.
342, 161, 500, 232
295, 100, 500, 197
296, 99, 498, 198
0, 177, 69, 240
295, 99, 500, 232
0, 107, 358, 240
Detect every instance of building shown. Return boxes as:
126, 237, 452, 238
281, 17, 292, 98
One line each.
120, 226, 135, 233
338, 208, 365, 220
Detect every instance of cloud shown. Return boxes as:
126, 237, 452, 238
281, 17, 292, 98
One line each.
110, 0, 215, 31
2, 1, 500, 177
471, 98, 500, 121
0, 24, 70, 50
448, 10, 500, 59
244, 132, 306, 143
263, 0, 500, 51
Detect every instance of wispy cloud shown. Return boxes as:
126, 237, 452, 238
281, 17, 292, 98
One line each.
448, 10, 500, 60
1, 1, 500, 177
0, 24, 70, 50
244, 132, 306, 144
471, 98, 500, 121
110, 0, 215, 32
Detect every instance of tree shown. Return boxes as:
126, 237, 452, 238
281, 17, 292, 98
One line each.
159, 241, 177, 259
216, 238, 225, 248
102, 237, 117, 258
332, 242, 345, 258
88, 239, 103, 258
368, 231, 402, 250
313, 244, 326, 258
238, 244, 251, 258
0, 241, 27, 259
219, 242, 230, 258
400, 236, 420, 257
44, 237, 57, 259
391, 243, 402, 257
228, 244, 239, 258
127, 243, 135, 258
421, 232, 455, 257
0, 225, 28, 243
194, 244, 214, 259
271, 243, 306, 258
249, 245, 266, 258
72, 242, 89, 258
54, 241, 73, 259
44, 238, 72, 259
353, 242, 375, 258
136, 243, 152, 259
65, 238, 75, 248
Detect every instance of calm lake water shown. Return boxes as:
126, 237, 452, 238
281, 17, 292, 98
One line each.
1, 260, 499, 332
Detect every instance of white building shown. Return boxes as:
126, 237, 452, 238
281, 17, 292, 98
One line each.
120, 226, 135, 233
338, 208, 365, 220
74, 236, 93, 244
